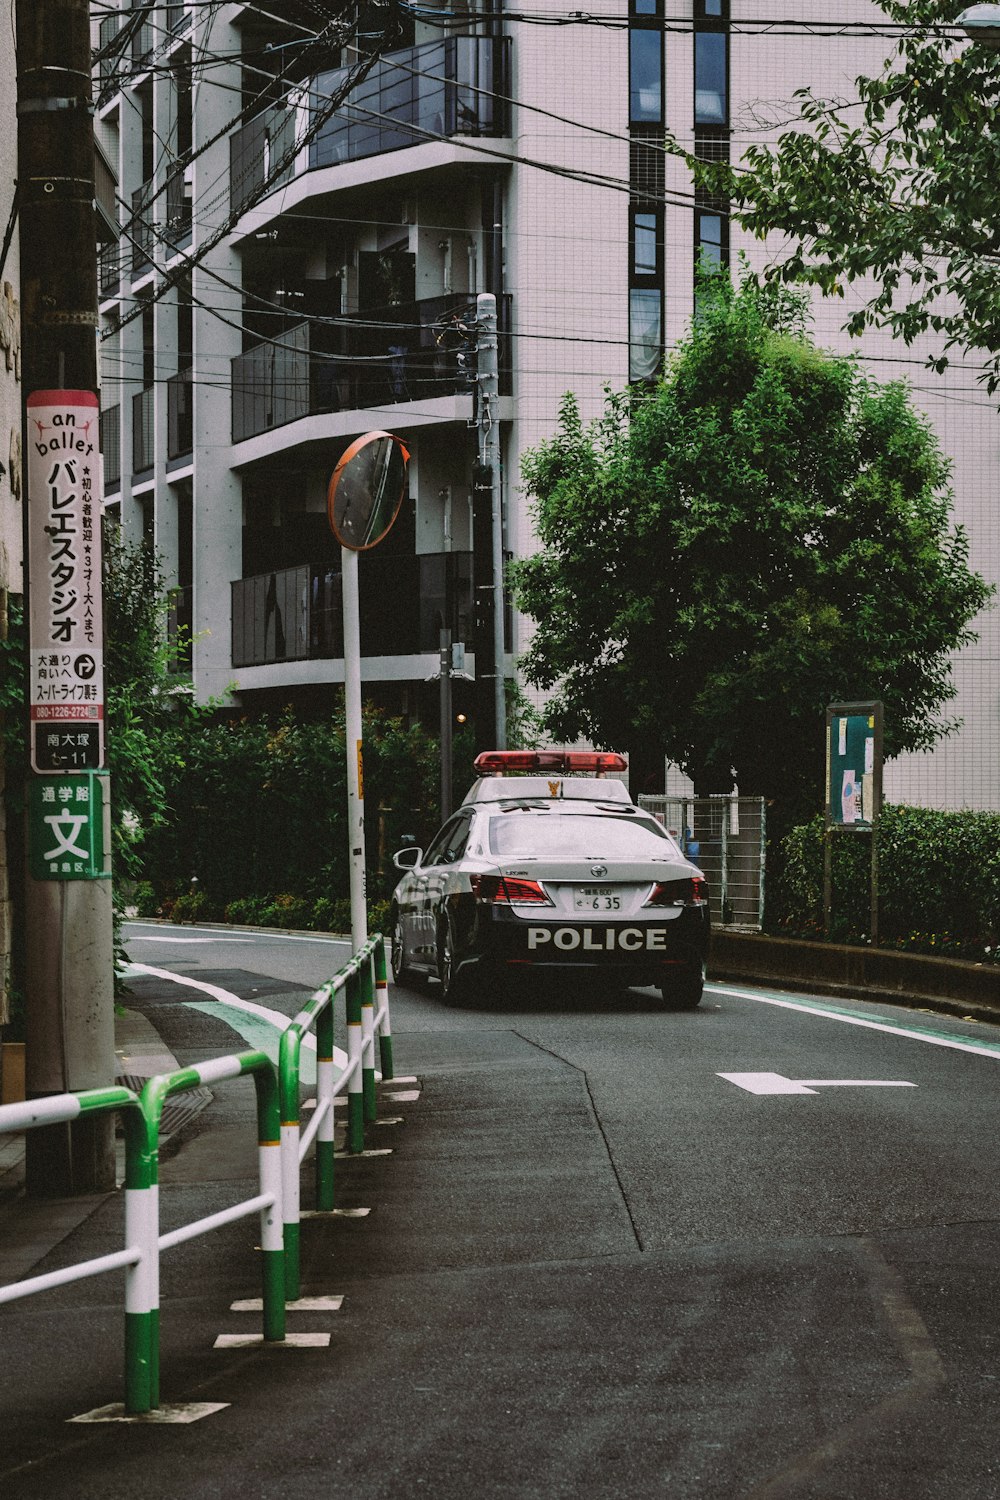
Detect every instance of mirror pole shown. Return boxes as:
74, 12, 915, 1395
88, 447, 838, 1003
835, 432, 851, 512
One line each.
342, 545, 368, 948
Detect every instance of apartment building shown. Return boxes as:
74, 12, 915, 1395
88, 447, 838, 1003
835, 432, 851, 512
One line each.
94, 2, 999, 810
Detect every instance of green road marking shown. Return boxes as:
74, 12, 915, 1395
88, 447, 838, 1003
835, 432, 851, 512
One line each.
185, 1001, 317, 1085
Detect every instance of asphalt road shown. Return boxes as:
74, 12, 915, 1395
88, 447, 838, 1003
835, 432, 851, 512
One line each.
1, 920, 997, 1499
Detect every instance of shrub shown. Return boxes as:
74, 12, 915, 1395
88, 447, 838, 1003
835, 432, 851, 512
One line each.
310, 896, 352, 934
170, 890, 218, 924
138, 705, 442, 911
770, 804, 1000, 956
132, 881, 160, 918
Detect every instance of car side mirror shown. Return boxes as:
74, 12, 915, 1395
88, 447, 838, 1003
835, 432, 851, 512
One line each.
393, 845, 423, 871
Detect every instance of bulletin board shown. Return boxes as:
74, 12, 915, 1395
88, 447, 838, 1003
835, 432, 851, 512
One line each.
825, 701, 883, 831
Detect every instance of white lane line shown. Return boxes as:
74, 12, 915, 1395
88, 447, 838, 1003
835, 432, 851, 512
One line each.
130, 936, 247, 944
125, 922, 354, 947
706, 984, 1000, 1061
124, 963, 348, 1069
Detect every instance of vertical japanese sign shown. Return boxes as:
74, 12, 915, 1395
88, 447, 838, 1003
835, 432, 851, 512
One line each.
27, 390, 104, 774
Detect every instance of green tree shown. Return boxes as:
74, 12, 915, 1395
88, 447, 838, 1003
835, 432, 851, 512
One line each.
700, 0, 1000, 388
510, 274, 991, 821
1, 531, 203, 1003
102, 527, 201, 894
137, 706, 443, 910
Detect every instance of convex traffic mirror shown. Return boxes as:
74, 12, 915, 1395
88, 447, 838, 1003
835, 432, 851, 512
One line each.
327, 430, 410, 551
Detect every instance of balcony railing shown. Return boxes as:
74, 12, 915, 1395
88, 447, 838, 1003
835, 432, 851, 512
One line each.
98, 241, 120, 300
231, 292, 510, 443
131, 184, 155, 275
232, 552, 473, 668
132, 386, 154, 475
167, 368, 193, 460
97, 15, 120, 92
230, 37, 510, 217
167, 585, 193, 674
100, 403, 121, 492
164, 169, 192, 251
94, 142, 118, 242
131, 0, 155, 68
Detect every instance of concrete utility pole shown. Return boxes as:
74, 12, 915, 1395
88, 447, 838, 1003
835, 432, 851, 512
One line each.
18, 0, 116, 1194
473, 292, 506, 750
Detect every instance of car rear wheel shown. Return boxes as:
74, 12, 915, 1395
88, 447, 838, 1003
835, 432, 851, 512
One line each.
437, 919, 472, 1005
659, 962, 705, 1011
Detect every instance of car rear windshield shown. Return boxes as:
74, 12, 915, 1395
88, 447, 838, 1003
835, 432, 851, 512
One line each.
488, 812, 678, 860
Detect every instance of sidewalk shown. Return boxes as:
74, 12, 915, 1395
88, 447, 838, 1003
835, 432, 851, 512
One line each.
0, 1007, 181, 1288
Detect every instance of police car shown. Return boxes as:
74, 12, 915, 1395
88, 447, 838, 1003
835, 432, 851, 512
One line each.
389, 751, 709, 1007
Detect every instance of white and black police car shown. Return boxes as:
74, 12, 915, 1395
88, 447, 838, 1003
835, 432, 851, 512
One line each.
389, 751, 709, 1007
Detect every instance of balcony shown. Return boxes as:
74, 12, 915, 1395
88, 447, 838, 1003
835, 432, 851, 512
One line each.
131, 184, 155, 275
232, 552, 472, 668
100, 403, 121, 492
164, 169, 192, 252
230, 37, 510, 217
231, 292, 511, 444
98, 241, 121, 300
167, 585, 193, 674
167, 368, 193, 460
132, 386, 154, 475
96, 15, 120, 94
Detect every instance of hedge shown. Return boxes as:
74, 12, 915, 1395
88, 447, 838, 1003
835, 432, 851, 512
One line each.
771, 804, 1000, 960
135, 706, 449, 918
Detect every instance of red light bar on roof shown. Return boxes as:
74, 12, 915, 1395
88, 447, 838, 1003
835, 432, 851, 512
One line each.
473, 750, 628, 776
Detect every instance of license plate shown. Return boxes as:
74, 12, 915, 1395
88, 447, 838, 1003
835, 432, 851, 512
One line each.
573, 885, 621, 911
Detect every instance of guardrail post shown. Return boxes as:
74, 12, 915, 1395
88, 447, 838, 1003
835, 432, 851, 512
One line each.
315, 987, 336, 1212
346, 965, 365, 1153
374, 937, 394, 1081
278, 1025, 303, 1303
251, 1062, 286, 1342
361, 950, 377, 1123
123, 1102, 160, 1414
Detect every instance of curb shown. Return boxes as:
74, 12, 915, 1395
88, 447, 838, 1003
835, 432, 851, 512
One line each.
709, 929, 1000, 1024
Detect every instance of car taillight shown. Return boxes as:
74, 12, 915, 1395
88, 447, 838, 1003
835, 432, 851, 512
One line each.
644, 877, 709, 907
471, 874, 553, 905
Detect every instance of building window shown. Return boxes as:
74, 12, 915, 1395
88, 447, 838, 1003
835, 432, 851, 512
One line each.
693, 0, 730, 300
694, 31, 727, 125
629, 206, 663, 381
629, 288, 662, 382
630, 29, 663, 124
629, 208, 659, 282
695, 210, 728, 273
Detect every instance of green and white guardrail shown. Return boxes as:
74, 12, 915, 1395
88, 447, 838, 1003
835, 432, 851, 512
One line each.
0, 934, 396, 1417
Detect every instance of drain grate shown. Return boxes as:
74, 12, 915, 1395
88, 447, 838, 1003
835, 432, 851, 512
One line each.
115, 1075, 213, 1141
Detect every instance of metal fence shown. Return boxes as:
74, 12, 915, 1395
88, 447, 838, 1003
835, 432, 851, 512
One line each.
639, 795, 766, 930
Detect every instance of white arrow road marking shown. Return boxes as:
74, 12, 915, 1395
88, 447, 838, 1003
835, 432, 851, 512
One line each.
719, 1072, 916, 1096
798, 1080, 917, 1088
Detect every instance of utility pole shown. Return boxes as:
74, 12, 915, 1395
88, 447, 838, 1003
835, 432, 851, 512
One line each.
474, 292, 506, 750
18, 0, 116, 1193
438, 620, 453, 820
